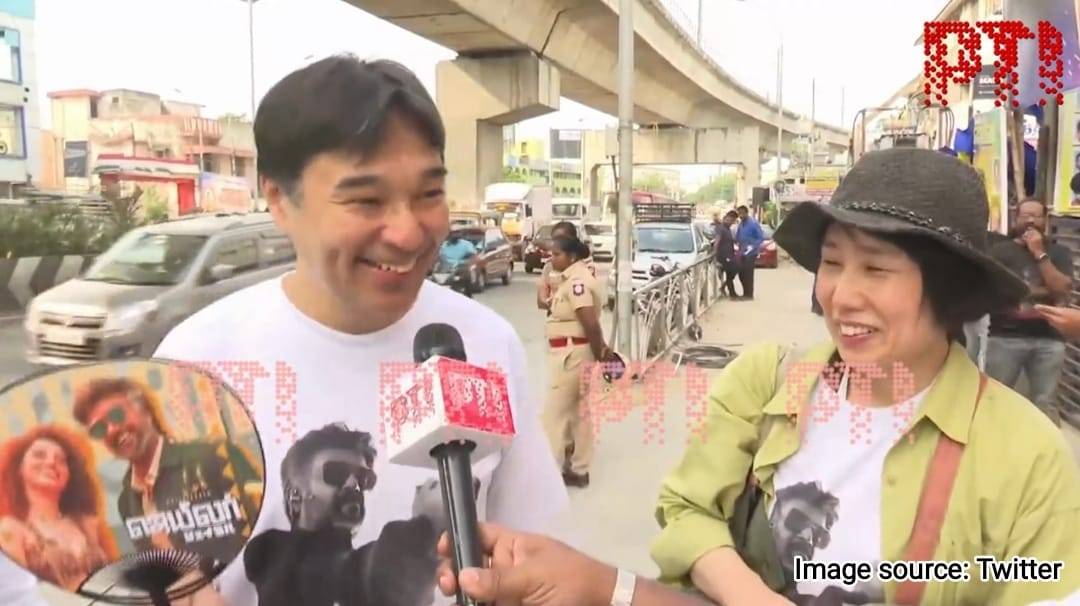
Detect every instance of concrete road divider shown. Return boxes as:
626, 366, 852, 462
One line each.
0, 255, 96, 314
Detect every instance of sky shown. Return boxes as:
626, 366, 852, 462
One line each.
32, 0, 945, 187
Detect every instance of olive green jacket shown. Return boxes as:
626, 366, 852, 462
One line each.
652, 341, 1080, 605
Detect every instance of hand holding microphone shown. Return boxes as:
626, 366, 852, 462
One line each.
384, 323, 517, 606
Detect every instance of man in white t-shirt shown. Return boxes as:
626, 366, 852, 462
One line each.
178, 55, 566, 606
0, 55, 566, 606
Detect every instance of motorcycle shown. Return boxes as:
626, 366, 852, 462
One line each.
428, 257, 476, 297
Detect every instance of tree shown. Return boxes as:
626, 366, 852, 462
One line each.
633, 173, 671, 195
685, 174, 737, 206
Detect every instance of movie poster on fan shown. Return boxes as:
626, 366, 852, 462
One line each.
0, 360, 265, 593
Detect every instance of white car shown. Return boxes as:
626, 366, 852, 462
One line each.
606, 221, 712, 306
585, 222, 615, 261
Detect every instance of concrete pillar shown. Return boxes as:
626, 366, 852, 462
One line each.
436, 52, 560, 208
582, 129, 609, 218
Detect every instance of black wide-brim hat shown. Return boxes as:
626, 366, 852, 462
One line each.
774, 147, 1028, 308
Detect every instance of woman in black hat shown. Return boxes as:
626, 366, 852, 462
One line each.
653, 148, 1080, 606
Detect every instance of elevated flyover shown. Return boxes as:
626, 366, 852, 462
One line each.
343, 0, 850, 204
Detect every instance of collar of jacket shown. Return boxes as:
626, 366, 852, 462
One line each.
754, 340, 982, 485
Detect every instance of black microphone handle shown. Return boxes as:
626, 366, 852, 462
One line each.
431, 440, 486, 606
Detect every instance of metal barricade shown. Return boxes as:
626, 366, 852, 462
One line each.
611, 256, 723, 374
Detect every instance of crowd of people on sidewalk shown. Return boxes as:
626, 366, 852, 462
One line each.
1, 56, 1077, 606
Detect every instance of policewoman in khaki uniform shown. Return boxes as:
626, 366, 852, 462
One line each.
537, 221, 596, 311
542, 236, 610, 488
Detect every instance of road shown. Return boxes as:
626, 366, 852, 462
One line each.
0, 318, 35, 389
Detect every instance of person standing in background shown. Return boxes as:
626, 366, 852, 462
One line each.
985, 198, 1074, 425
536, 221, 594, 311
735, 205, 764, 300
712, 211, 739, 298
542, 236, 610, 489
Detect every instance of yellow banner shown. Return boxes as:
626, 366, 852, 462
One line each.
973, 109, 1008, 234
1055, 89, 1080, 215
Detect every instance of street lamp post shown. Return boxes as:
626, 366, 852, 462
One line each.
247, 0, 256, 120
777, 42, 783, 184
616, 0, 634, 355
697, 0, 704, 46
241, 0, 258, 198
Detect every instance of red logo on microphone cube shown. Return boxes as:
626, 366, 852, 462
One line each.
383, 356, 516, 468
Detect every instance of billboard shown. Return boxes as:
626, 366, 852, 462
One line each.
549, 129, 582, 160
974, 109, 1009, 234
63, 141, 88, 177
1054, 88, 1080, 213
198, 173, 253, 213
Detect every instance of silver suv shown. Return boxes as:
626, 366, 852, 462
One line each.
24, 213, 296, 365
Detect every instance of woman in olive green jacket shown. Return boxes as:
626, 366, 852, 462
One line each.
652, 148, 1080, 606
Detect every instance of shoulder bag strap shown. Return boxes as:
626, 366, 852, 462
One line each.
893, 373, 989, 605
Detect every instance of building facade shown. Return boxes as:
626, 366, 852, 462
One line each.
41, 88, 256, 216
503, 136, 585, 197
0, 0, 40, 197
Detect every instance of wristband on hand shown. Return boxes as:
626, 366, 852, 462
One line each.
610, 568, 637, 606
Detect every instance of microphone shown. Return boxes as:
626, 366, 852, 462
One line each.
412, 321, 467, 364
385, 323, 516, 606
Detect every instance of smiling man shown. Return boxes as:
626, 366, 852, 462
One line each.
139, 55, 566, 605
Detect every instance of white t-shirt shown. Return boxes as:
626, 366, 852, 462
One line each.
0, 553, 44, 606
769, 373, 930, 605
38, 274, 561, 606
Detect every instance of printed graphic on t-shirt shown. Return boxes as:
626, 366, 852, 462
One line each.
244, 423, 478, 606
767, 372, 931, 606
769, 482, 885, 605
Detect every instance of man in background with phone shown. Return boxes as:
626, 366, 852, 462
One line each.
986, 198, 1074, 425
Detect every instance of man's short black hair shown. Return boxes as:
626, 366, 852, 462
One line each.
255, 55, 446, 199
1070, 172, 1080, 195
736, 205, 749, 213
1018, 197, 1048, 214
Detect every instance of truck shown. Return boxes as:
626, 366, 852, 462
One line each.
551, 198, 588, 223
483, 182, 552, 261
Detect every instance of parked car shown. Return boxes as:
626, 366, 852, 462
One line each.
523, 224, 556, 273
606, 218, 712, 308
524, 222, 596, 273
756, 224, 779, 268
694, 219, 716, 246
24, 213, 295, 365
584, 222, 615, 261
455, 225, 515, 292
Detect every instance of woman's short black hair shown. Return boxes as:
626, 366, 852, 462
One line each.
254, 54, 445, 200
552, 235, 591, 261
1070, 172, 1080, 195
828, 224, 996, 340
